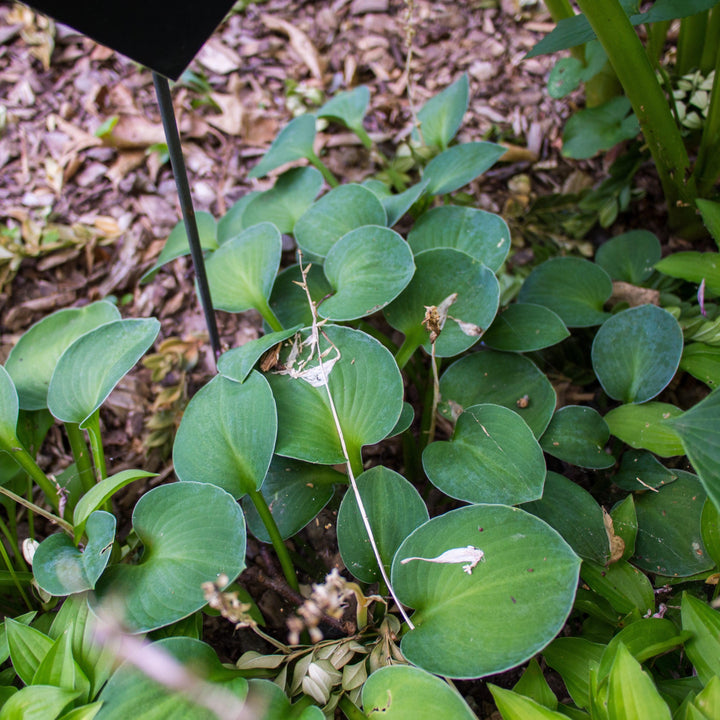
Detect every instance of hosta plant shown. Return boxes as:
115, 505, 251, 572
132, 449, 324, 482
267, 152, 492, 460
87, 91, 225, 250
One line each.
1, 76, 719, 719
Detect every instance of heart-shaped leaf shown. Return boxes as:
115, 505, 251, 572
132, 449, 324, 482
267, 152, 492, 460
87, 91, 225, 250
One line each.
655, 252, 720, 295
407, 205, 510, 272
423, 142, 506, 196
665, 387, 720, 510
141, 212, 217, 282
48, 318, 160, 427
632, 471, 712, 577
240, 167, 323, 234
0, 365, 19, 452
5, 302, 120, 411
383, 248, 499, 358
319, 226, 415, 321
518, 257, 612, 327
72, 470, 156, 542
204, 222, 282, 313
392, 504, 580, 679
248, 113, 316, 179
33, 511, 116, 596
267, 325, 403, 464
414, 73, 469, 151
269, 264, 333, 330
337, 466, 428, 583
242, 456, 341, 541
605, 402, 684, 457
595, 230, 661, 284
522, 471, 610, 565
217, 327, 302, 384
540, 406, 613, 469
362, 665, 477, 719
174, 373, 277, 499
483, 303, 570, 353
294, 184, 387, 258
423, 404, 546, 505
91, 482, 246, 633
317, 86, 371, 144
592, 305, 683, 404
439, 350, 556, 438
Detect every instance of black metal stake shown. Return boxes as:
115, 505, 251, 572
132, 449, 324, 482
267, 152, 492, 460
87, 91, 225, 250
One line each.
152, 72, 222, 360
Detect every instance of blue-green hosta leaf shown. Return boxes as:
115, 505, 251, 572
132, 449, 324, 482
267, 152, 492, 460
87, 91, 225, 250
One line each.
33, 511, 116, 596
483, 303, 570, 353
613, 450, 679, 492
267, 325, 403, 464
605, 402, 684, 457
518, 257, 612, 327
407, 205, 510, 272
173, 373, 276, 499
319, 226, 415, 321
204, 222, 282, 313
242, 456, 341, 541
269, 263, 333, 330
363, 665, 478, 719
248, 113, 316, 179
381, 179, 430, 228
522, 471, 610, 566
592, 305, 683, 404
562, 97, 640, 160
423, 142, 506, 196
439, 350, 556, 438
414, 73, 469, 151
73, 470, 156, 542
0, 365, 19, 452
91, 482, 246, 633
540, 406, 613, 469
217, 327, 302, 384
47, 318, 160, 427
666, 387, 720, 510
317, 86, 370, 141
141, 212, 217, 282
216, 191, 261, 244
337, 466, 429, 583
595, 230, 661, 284
423, 404, 546, 505
5, 301, 120, 411
383, 248, 499, 359
294, 184, 387, 258
240, 167, 323, 234
392, 504, 580, 679
633, 471, 713, 577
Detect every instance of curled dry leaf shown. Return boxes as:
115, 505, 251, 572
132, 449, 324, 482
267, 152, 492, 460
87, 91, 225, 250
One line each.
603, 507, 625, 564
261, 13, 324, 80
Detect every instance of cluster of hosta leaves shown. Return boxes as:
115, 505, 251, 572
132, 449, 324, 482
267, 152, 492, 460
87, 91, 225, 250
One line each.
1, 75, 720, 719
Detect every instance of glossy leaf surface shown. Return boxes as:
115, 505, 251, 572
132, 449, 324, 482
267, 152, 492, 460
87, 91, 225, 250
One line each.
605, 402, 684, 456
